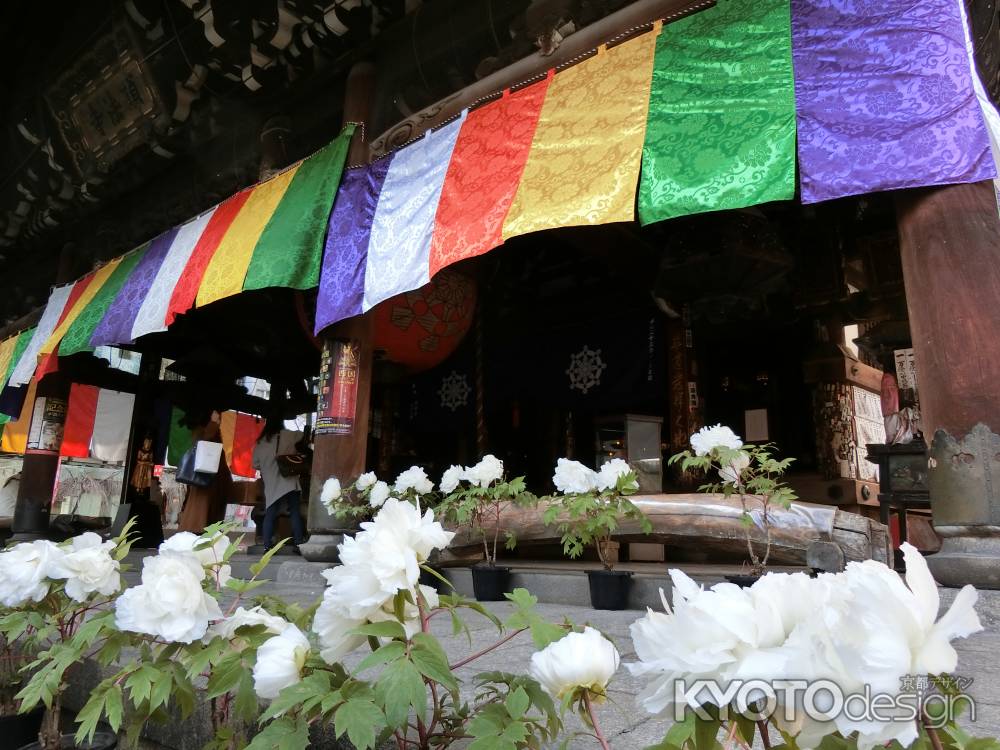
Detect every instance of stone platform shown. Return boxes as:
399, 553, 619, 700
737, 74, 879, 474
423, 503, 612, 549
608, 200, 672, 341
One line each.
103, 556, 1000, 748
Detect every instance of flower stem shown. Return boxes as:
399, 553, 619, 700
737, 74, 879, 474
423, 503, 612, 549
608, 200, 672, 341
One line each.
449, 628, 527, 670
583, 691, 611, 750
922, 711, 945, 750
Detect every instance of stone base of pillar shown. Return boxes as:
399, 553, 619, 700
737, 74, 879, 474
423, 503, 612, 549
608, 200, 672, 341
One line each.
926, 424, 1000, 589
299, 534, 346, 563
928, 529, 1000, 589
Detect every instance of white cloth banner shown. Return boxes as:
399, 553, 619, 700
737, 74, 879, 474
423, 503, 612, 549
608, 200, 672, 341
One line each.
958, 0, 1000, 212
9, 284, 74, 387
363, 113, 466, 311
131, 208, 216, 340
90, 389, 135, 463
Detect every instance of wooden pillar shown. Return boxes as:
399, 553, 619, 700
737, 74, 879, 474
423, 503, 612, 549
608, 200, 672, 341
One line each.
300, 62, 376, 562
11, 245, 75, 540
895, 180, 1000, 588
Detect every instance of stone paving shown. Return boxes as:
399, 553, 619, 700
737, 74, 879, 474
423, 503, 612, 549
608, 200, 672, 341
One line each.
118, 554, 1000, 748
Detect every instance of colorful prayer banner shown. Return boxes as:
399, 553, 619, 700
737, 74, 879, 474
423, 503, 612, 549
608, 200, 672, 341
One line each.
502, 29, 658, 239
0, 330, 35, 420
1, 378, 35, 454
90, 390, 135, 463
231, 412, 262, 478
91, 229, 178, 349
9, 284, 75, 387
639, 0, 796, 223
244, 126, 355, 293
363, 114, 466, 312
315, 160, 392, 333
60, 253, 143, 356
791, 0, 996, 203
131, 210, 215, 341
429, 80, 549, 278
61, 383, 100, 458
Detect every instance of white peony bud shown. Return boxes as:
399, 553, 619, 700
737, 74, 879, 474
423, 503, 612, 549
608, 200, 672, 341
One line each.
529, 627, 620, 701
356, 471, 377, 491
253, 625, 311, 700
321, 477, 343, 512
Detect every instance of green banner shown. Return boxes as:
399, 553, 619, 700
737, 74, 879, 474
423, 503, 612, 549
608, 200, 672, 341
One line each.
243, 124, 356, 293
638, 0, 796, 224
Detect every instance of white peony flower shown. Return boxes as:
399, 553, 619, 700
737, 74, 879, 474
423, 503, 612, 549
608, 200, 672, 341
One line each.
530, 627, 620, 701
439, 465, 466, 494
368, 480, 391, 508
311, 501, 454, 664
204, 606, 289, 643
160, 532, 232, 585
48, 532, 121, 602
320, 477, 342, 513
0, 540, 64, 607
356, 471, 377, 491
393, 466, 434, 496
362, 497, 455, 562
595, 458, 637, 493
115, 552, 222, 643
690, 424, 743, 456
466, 455, 504, 488
628, 572, 759, 717
718, 451, 751, 486
626, 550, 983, 750
253, 625, 310, 700
313, 597, 366, 664
552, 458, 599, 495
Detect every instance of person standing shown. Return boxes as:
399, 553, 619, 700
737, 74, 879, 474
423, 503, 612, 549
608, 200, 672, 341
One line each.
252, 419, 306, 551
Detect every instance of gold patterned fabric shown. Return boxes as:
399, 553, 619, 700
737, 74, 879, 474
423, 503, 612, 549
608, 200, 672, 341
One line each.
502, 29, 658, 239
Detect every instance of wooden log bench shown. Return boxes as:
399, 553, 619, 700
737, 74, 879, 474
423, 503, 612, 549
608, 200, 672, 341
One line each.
443, 493, 891, 568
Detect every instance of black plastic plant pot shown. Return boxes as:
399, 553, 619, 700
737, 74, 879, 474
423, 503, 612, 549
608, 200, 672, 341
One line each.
724, 574, 761, 588
18, 730, 117, 750
588, 569, 632, 610
471, 565, 511, 601
1, 707, 44, 748
419, 566, 445, 592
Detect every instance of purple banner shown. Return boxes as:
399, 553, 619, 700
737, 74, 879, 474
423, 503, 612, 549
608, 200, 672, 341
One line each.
792, 0, 996, 204
89, 228, 178, 348
315, 158, 392, 333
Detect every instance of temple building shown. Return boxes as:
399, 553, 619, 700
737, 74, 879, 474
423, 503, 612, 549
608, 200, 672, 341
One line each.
1, 0, 999, 589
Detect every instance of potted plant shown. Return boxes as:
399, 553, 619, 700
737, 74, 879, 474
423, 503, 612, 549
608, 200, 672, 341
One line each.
0, 525, 137, 750
1, 634, 43, 747
669, 424, 796, 585
438, 455, 535, 601
543, 458, 651, 610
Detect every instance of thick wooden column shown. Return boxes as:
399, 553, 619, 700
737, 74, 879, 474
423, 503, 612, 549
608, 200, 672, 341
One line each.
11, 245, 75, 540
895, 179, 1000, 588
11, 373, 70, 540
300, 62, 375, 562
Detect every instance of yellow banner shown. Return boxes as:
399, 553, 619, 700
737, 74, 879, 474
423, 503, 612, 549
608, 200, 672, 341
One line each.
1, 379, 37, 454
502, 28, 658, 239
0, 336, 18, 385
196, 164, 300, 308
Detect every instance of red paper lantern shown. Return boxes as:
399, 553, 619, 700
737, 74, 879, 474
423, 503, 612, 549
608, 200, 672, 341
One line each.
372, 269, 477, 372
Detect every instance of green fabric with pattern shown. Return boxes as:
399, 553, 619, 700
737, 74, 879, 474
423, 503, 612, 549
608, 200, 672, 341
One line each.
638, 0, 796, 224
